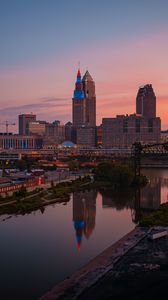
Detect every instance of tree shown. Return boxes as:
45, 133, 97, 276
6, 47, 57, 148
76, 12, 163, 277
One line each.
68, 160, 79, 171
15, 160, 27, 171
15, 185, 27, 198
94, 161, 134, 187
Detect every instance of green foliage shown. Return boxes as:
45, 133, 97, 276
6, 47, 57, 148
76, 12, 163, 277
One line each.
94, 161, 134, 187
0, 176, 91, 215
140, 202, 168, 226
0, 197, 43, 215
68, 160, 79, 171
14, 185, 27, 198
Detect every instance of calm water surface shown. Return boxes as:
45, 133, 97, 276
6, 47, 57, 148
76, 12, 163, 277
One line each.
0, 169, 168, 300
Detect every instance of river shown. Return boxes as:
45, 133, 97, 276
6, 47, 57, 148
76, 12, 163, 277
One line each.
0, 168, 167, 300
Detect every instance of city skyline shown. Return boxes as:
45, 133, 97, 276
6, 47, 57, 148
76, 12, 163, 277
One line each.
1, 0, 168, 130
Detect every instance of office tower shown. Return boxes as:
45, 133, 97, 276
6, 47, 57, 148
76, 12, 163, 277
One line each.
18, 114, 36, 135
82, 70, 96, 126
136, 84, 156, 118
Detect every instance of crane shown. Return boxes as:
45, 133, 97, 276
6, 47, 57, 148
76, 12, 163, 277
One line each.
0, 121, 16, 134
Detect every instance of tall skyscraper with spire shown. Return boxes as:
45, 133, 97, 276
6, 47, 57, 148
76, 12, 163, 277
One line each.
72, 69, 85, 126
72, 68, 96, 146
72, 69, 96, 127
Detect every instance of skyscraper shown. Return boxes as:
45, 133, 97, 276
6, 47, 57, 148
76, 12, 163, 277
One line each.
18, 114, 36, 135
72, 69, 96, 146
82, 70, 96, 127
72, 69, 96, 127
136, 84, 156, 118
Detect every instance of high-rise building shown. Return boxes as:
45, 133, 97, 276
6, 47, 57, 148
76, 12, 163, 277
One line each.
82, 70, 96, 126
72, 69, 96, 127
136, 84, 156, 118
72, 69, 96, 146
18, 114, 36, 135
102, 84, 160, 149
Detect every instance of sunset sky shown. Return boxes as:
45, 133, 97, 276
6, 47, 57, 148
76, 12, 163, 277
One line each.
0, 0, 168, 131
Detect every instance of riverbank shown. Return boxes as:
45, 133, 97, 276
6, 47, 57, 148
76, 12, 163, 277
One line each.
0, 176, 91, 215
39, 226, 168, 300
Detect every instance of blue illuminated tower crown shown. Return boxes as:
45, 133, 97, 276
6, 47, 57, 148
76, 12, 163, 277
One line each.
73, 69, 85, 99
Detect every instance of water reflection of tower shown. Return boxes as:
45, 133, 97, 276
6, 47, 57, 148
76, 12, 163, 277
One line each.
73, 190, 97, 250
140, 177, 161, 210
132, 177, 161, 223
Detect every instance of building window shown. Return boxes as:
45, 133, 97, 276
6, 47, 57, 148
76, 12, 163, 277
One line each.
136, 119, 141, 133
123, 120, 128, 133
148, 119, 153, 132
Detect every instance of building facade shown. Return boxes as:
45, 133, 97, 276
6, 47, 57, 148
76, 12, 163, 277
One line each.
18, 114, 36, 135
76, 126, 96, 148
27, 120, 65, 145
96, 125, 103, 147
28, 121, 47, 136
65, 121, 73, 141
102, 114, 161, 148
44, 122, 65, 145
0, 134, 43, 149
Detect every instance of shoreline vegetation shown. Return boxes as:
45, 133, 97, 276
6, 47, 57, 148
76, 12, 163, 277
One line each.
0, 161, 148, 216
0, 177, 91, 215
139, 202, 168, 226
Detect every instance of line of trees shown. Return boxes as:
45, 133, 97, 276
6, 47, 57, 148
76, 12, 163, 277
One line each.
94, 161, 147, 187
